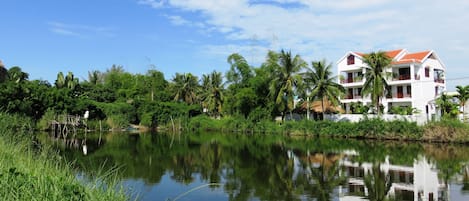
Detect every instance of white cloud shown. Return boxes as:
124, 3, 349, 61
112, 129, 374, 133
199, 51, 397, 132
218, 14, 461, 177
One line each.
138, 0, 165, 8
164, 15, 206, 29
140, 0, 469, 90
165, 15, 190, 26
47, 21, 115, 38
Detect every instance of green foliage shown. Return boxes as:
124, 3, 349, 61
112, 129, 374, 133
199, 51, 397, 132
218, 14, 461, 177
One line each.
138, 101, 200, 128
349, 102, 370, 114
388, 106, 419, 115
436, 93, 459, 118
0, 114, 127, 201
248, 106, 272, 122
303, 59, 345, 118
37, 108, 56, 131
362, 52, 392, 114
268, 50, 307, 120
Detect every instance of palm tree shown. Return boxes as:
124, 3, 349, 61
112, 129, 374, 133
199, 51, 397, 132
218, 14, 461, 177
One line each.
364, 163, 392, 201
200, 71, 224, 117
456, 85, 469, 121
304, 60, 345, 120
362, 52, 392, 115
436, 93, 458, 118
65, 72, 79, 90
87, 70, 103, 85
172, 73, 200, 104
8, 66, 29, 83
55, 72, 66, 88
268, 50, 307, 121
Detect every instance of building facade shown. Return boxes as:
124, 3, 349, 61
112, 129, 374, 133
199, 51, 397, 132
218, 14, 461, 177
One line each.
337, 49, 446, 118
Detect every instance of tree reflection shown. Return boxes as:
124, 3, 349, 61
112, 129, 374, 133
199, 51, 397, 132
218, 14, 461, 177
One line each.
462, 165, 469, 193
297, 151, 346, 201
364, 163, 392, 201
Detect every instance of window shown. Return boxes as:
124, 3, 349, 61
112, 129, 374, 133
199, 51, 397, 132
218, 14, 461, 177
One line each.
425, 67, 430, 77
347, 55, 355, 65
406, 86, 411, 97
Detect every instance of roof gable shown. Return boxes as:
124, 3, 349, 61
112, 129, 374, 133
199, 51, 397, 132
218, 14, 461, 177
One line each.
353, 49, 405, 60
393, 51, 432, 64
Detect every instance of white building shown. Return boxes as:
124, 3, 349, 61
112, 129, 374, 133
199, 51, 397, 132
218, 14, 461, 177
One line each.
337, 49, 446, 119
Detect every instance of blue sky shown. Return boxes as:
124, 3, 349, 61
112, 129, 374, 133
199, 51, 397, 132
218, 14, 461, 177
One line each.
1, 0, 469, 90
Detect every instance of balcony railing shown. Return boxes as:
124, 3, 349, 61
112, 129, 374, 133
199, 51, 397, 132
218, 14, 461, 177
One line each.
340, 77, 363, 84
393, 93, 412, 99
393, 74, 411, 81
435, 79, 445, 83
344, 94, 362, 99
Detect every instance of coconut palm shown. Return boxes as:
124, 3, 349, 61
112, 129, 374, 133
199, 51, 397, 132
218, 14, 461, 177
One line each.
172, 73, 200, 104
304, 60, 345, 120
362, 52, 392, 114
456, 85, 469, 121
201, 71, 224, 117
268, 50, 307, 121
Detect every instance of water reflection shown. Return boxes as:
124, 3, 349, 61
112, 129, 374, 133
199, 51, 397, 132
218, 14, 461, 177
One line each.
39, 132, 469, 201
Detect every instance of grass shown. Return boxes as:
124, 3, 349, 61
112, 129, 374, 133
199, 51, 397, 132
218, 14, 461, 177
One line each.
0, 113, 129, 201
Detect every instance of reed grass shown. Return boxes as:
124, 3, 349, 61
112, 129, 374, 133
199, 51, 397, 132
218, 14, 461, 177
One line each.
0, 113, 129, 201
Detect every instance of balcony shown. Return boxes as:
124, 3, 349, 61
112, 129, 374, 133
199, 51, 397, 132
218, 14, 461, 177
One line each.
435, 78, 445, 84
393, 93, 412, 99
344, 94, 362, 100
392, 74, 411, 81
340, 76, 363, 84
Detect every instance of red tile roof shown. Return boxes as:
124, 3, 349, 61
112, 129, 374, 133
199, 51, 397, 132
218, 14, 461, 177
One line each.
353, 49, 432, 65
353, 49, 403, 59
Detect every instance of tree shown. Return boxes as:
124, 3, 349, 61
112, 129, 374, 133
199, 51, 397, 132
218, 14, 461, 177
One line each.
268, 50, 307, 121
201, 71, 224, 117
87, 70, 103, 85
8, 66, 29, 83
65, 72, 79, 90
171, 73, 200, 104
226, 53, 253, 86
436, 93, 459, 118
0, 60, 8, 83
55, 71, 79, 90
145, 69, 168, 102
55, 72, 65, 88
456, 85, 469, 121
362, 52, 392, 114
304, 60, 345, 119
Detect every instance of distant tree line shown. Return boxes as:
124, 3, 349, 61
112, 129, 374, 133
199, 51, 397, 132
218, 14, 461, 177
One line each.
0, 49, 467, 130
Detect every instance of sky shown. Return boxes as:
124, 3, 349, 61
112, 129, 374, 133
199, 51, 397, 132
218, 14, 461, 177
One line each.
1, 0, 469, 90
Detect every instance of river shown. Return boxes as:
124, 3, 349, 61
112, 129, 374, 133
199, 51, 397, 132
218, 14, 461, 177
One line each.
40, 132, 469, 201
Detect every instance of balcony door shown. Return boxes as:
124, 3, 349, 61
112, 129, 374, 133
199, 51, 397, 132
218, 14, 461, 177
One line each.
397, 86, 403, 98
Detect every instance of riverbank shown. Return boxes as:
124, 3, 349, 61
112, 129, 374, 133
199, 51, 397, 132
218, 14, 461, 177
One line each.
0, 114, 128, 201
186, 115, 469, 143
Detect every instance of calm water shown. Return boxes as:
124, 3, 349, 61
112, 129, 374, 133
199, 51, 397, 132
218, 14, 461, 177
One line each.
40, 132, 469, 201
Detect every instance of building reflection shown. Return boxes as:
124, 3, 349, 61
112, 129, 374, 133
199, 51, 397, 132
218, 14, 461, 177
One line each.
338, 151, 449, 201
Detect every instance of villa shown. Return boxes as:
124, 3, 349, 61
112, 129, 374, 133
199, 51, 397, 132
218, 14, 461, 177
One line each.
336, 49, 446, 120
